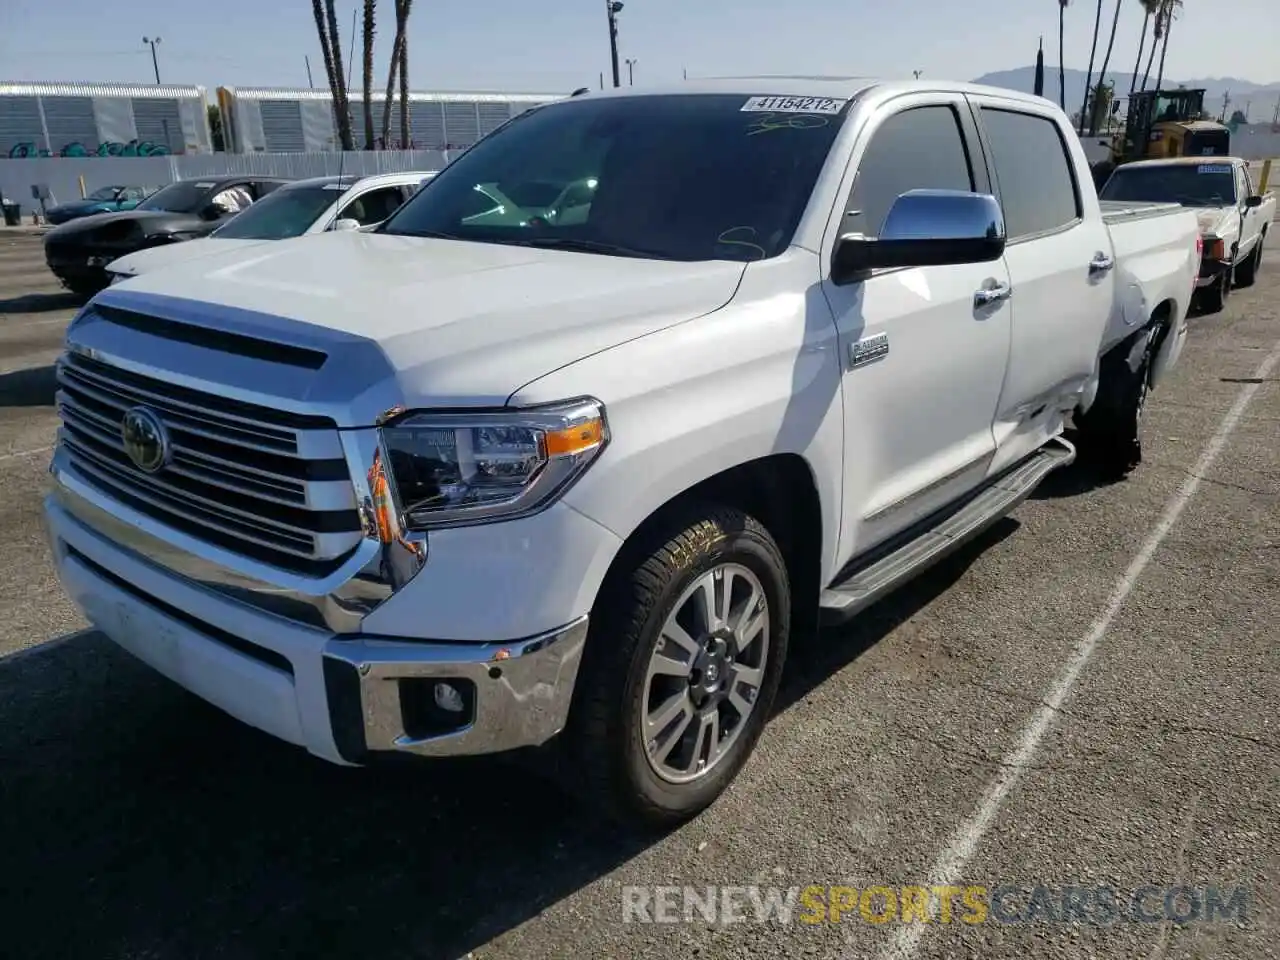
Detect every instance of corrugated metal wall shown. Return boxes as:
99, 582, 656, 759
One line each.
0, 149, 455, 208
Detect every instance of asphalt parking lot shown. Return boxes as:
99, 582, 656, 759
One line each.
0, 226, 1275, 960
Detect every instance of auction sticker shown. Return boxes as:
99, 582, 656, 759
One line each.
1197, 164, 1232, 174
741, 95, 846, 115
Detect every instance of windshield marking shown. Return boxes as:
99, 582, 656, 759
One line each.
745, 112, 831, 136
716, 226, 767, 261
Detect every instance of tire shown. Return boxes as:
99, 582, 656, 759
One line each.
1074, 327, 1157, 480
562, 504, 790, 829
1235, 236, 1263, 288
1196, 267, 1231, 314
61, 277, 105, 298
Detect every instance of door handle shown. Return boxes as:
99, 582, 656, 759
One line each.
1089, 252, 1115, 274
974, 281, 1012, 307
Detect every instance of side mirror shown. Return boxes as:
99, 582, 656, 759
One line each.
1244, 194, 1263, 209
330, 217, 361, 231
832, 189, 1007, 284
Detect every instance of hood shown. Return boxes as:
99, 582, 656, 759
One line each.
1193, 206, 1235, 238
108, 237, 264, 277
96, 230, 747, 410
49, 200, 112, 218
46, 208, 202, 240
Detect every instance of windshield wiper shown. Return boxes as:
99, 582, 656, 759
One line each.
379, 226, 464, 240
500, 236, 676, 260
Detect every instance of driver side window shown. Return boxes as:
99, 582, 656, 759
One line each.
843, 105, 976, 238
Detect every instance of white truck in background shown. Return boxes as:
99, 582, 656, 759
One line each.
45, 78, 1200, 828
1100, 156, 1274, 312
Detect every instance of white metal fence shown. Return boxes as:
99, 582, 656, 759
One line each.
0, 149, 458, 212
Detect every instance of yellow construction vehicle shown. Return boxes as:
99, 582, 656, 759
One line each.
1091, 88, 1231, 187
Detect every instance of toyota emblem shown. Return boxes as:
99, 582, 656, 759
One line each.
121, 406, 170, 473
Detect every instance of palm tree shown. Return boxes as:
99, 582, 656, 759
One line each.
311, 0, 349, 149
380, 19, 402, 147
1130, 0, 1161, 95
1153, 0, 1182, 92
1087, 0, 1124, 133
1079, 0, 1104, 133
1058, 0, 1071, 110
381, 0, 412, 149
312, 0, 355, 150
361, 0, 376, 149
398, 0, 414, 149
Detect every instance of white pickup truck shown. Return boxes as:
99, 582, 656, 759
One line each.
44, 78, 1200, 827
104, 171, 436, 284
1099, 156, 1274, 312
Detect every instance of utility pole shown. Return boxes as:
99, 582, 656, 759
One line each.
305, 55, 314, 89
1219, 90, 1231, 123
142, 36, 162, 84
625, 58, 637, 86
606, 0, 623, 88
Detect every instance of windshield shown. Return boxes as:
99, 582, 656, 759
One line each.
85, 186, 120, 201
1101, 163, 1236, 207
379, 93, 850, 262
212, 184, 339, 239
137, 181, 214, 213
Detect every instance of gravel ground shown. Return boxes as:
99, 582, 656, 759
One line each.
0, 228, 1275, 960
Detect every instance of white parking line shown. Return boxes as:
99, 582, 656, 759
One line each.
877, 334, 1280, 960
0, 446, 53, 462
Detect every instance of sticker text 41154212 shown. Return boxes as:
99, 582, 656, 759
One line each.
741, 96, 847, 115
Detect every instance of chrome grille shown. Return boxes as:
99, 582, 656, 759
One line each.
55, 351, 363, 575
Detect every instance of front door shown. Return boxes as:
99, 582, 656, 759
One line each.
820, 96, 1013, 568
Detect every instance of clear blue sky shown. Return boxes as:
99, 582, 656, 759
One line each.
1, 0, 1275, 96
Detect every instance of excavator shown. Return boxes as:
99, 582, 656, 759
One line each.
1090, 88, 1231, 188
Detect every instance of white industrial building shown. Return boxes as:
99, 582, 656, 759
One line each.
216, 86, 562, 154
0, 81, 212, 157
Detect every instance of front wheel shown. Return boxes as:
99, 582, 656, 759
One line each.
563, 505, 790, 828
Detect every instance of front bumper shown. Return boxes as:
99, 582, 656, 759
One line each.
44, 484, 591, 764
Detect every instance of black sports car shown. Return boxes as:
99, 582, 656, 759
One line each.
43, 175, 291, 295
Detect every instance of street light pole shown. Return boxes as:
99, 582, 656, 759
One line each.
606, 0, 623, 88
625, 58, 637, 86
142, 36, 162, 84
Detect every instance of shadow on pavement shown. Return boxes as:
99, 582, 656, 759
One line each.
0, 292, 85, 314
0, 520, 1016, 959
0, 364, 56, 407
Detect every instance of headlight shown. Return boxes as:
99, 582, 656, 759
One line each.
378, 398, 608, 529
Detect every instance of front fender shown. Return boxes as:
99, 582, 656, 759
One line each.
507, 252, 849, 586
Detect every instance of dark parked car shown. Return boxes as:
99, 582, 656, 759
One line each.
43, 176, 291, 295
44, 185, 152, 225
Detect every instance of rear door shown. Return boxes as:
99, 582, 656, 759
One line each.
820, 94, 1014, 559
967, 96, 1114, 472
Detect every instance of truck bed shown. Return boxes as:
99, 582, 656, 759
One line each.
1099, 199, 1188, 224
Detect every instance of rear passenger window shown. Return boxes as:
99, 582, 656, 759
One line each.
979, 107, 1081, 239
844, 105, 975, 238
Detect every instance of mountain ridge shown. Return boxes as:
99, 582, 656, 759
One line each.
972, 67, 1280, 120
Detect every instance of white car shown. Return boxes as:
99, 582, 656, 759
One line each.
46, 78, 1199, 828
1099, 156, 1275, 312
105, 171, 437, 282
